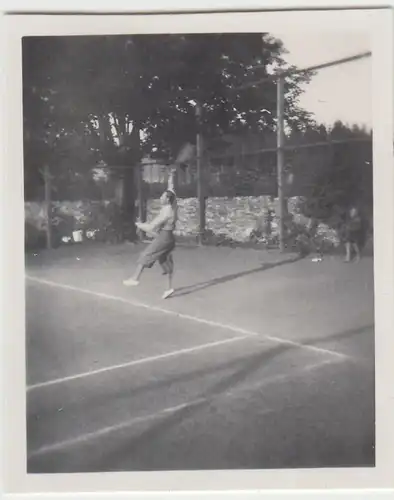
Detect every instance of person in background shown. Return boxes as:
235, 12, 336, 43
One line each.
343, 206, 363, 262
123, 167, 178, 299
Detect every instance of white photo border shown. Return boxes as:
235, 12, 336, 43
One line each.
1, 6, 393, 497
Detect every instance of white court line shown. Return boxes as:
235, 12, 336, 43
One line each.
26, 276, 349, 391
27, 333, 251, 391
28, 356, 341, 459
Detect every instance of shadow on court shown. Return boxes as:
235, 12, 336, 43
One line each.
25, 246, 375, 472
173, 255, 301, 298
79, 322, 373, 472
82, 343, 291, 471
27, 322, 374, 424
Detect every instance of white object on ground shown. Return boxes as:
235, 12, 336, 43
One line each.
72, 230, 83, 243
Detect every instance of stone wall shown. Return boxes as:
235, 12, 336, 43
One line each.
146, 196, 276, 242
25, 200, 108, 230
25, 196, 343, 247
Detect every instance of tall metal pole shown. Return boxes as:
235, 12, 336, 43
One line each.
276, 74, 287, 253
135, 163, 146, 241
136, 164, 144, 220
196, 101, 206, 245
43, 164, 52, 250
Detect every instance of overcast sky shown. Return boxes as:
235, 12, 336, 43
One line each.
272, 32, 372, 129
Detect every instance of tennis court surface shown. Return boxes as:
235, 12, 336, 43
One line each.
25, 243, 375, 472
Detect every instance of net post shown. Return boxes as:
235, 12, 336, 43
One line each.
276, 74, 287, 253
196, 101, 206, 245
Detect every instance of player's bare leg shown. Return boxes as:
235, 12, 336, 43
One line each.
162, 255, 174, 299
123, 264, 144, 286
345, 242, 352, 262
353, 243, 361, 262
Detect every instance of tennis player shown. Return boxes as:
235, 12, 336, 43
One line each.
123, 167, 178, 299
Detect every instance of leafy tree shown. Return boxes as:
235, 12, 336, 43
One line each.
23, 33, 314, 240
143, 33, 313, 159
296, 121, 372, 225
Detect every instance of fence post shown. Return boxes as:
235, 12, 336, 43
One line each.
135, 163, 145, 240
137, 163, 145, 220
196, 101, 206, 245
43, 164, 52, 250
276, 74, 287, 253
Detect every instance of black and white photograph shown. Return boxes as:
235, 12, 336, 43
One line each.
2, 6, 394, 495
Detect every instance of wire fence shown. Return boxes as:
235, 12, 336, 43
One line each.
137, 50, 372, 251
25, 50, 373, 254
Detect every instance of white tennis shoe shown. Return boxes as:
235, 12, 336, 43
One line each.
123, 278, 140, 286
162, 288, 174, 299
